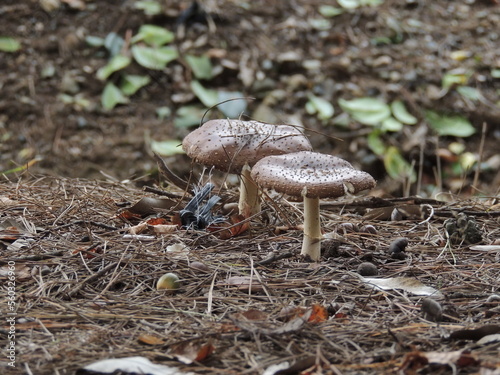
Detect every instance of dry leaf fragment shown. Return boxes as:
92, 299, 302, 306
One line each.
151, 224, 178, 234
129, 221, 148, 235
360, 276, 444, 298
171, 339, 215, 364
0, 263, 31, 281
230, 308, 312, 335
206, 214, 250, 239
225, 275, 264, 292
79, 356, 194, 375
308, 304, 328, 323
401, 350, 479, 372
137, 334, 165, 346
0, 196, 18, 207
146, 217, 169, 226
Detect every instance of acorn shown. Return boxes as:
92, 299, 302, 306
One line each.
357, 262, 378, 276
156, 273, 181, 291
389, 237, 408, 254
421, 298, 443, 322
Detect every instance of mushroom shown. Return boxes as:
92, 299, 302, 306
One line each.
251, 151, 376, 261
182, 119, 312, 216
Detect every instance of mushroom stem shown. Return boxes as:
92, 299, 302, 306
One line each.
301, 196, 322, 261
238, 164, 261, 216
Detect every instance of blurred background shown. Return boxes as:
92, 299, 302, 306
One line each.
0, 0, 499, 197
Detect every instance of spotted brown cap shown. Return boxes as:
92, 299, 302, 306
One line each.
251, 151, 376, 198
182, 119, 312, 174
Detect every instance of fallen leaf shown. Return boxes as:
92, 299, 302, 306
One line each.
225, 275, 264, 292
79, 356, 195, 375
146, 217, 169, 225
171, 339, 215, 364
151, 224, 178, 234
360, 276, 443, 298
137, 334, 165, 345
129, 222, 148, 235
0, 263, 31, 281
0, 196, 18, 207
308, 304, 328, 323
207, 214, 250, 239
230, 308, 312, 335
400, 350, 479, 372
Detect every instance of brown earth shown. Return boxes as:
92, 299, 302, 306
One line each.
0, 1, 500, 375
0, 0, 499, 195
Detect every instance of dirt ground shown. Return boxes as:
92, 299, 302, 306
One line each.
0, 0, 499, 195
0, 1, 500, 374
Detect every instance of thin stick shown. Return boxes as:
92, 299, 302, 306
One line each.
472, 122, 487, 191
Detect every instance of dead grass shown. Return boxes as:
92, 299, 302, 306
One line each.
0, 176, 499, 374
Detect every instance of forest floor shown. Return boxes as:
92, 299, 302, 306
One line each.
0, 0, 499, 374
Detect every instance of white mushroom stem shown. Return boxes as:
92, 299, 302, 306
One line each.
301, 195, 322, 261
238, 164, 261, 216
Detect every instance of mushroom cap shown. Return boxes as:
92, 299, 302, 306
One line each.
251, 151, 376, 198
182, 119, 312, 174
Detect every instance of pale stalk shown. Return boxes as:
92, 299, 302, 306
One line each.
300, 195, 322, 261
238, 164, 261, 216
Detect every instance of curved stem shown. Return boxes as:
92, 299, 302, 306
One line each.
238, 164, 261, 216
301, 196, 322, 261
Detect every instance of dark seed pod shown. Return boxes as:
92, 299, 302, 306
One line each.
421, 298, 443, 322
357, 262, 378, 276
390, 251, 407, 260
389, 237, 409, 253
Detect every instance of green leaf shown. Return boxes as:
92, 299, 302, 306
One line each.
185, 54, 214, 80
318, 5, 344, 17
191, 80, 218, 107
456, 86, 482, 102
367, 131, 386, 155
307, 94, 335, 120
0, 37, 21, 52
425, 110, 475, 137
383, 146, 416, 182
217, 92, 247, 118
156, 106, 172, 120
104, 32, 124, 56
337, 0, 360, 9
442, 70, 470, 89
96, 55, 131, 80
339, 97, 391, 126
131, 45, 178, 70
492, 69, 500, 78
381, 117, 403, 132
174, 106, 206, 128
85, 35, 104, 47
360, 0, 384, 5
134, 0, 162, 16
131, 24, 174, 47
101, 82, 129, 110
120, 74, 151, 95
150, 140, 184, 156
390, 100, 417, 125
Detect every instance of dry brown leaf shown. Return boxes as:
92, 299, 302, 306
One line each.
171, 340, 214, 364
137, 334, 165, 346
225, 275, 264, 292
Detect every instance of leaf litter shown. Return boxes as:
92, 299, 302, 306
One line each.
0, 176, 499, 374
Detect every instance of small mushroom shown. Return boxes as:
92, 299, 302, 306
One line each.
251, 151, 376, 261
182, 119, 312, 216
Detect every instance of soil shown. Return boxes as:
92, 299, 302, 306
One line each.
0, 1, 500, 375
0, 0, 499, 195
